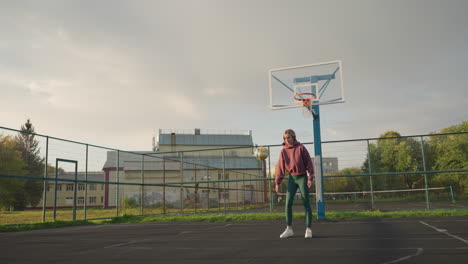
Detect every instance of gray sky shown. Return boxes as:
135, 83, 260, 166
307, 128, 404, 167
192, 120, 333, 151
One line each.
1, 0, 467, 153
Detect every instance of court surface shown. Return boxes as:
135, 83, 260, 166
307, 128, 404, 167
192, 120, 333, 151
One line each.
1, 216, 467, 264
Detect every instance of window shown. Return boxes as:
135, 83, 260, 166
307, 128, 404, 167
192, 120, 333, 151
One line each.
51, 184, 62, 192
65, 197, 73, 205
244, 185, 254, 202
89, 184, 96, 191
101, 196, 104, 203
89, 197, 96, 204
77, 197, 84, 204
66, 184, 74, 191
220, 191, 229, 199
101, 184, 104, 190
78, 184, 85, 191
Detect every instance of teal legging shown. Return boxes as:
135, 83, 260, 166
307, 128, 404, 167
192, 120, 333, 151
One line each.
285, 174, 312, 227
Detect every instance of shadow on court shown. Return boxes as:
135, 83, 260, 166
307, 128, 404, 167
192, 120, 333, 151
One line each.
1, 216, 467, 264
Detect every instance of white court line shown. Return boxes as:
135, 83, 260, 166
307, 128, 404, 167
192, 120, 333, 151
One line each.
420, 219, 468, 223
380, 248, 423, 264
104, 239, 150, 249
419, 221, 468, 244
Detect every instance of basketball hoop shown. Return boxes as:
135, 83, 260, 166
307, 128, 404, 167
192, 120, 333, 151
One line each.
293, 93, 316, 117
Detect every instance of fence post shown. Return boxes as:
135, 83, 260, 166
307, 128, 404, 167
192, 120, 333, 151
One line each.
243, 172, 246, 210
141, 154, 144, 216
207, 168, 210, 211
223, 149, 227, 214
42, 136, 49, 223
236, 171, 239, 210
163, 158, 166, 214
194, 164, 197, 212
73, 162, 78, 221
449, 185, 455, 203
420, 136, 430, 209
84, 144, 88, 220
116, 150, 120, 216
268, 146, 273, 212
180, 152, 184, 214
53, 159, 58, 221
366, 140, 375, 209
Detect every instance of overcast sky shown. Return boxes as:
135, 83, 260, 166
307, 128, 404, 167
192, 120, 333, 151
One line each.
1, 0, 467, 153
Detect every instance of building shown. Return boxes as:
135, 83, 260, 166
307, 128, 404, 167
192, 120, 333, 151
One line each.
311, 157, 339, 175
102, 129, 267, 209
38, 171, 106, 209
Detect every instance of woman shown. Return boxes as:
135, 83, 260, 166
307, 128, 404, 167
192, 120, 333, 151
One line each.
275, 129, 314, 238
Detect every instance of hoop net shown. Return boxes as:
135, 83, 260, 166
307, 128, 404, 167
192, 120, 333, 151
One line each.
294, 93, 316, 117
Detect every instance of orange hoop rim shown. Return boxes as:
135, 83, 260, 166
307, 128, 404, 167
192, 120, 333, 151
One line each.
293, 93, 316, 106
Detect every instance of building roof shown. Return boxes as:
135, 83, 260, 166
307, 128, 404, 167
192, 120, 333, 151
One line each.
157, 134, 253, 146
47, 171, 105, 184
102, 151, 160, 169
154, 128, 253, 150
102, 151, 261, 170
122, 157, 261, 171
102, 129, 258, 170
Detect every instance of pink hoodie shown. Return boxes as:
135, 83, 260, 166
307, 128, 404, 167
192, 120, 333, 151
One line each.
275, 141, 314, 185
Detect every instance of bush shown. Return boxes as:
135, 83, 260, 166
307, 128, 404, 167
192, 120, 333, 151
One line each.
120, 197, 138, 209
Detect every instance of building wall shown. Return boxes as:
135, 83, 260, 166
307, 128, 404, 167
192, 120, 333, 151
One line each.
102, 129, 266, 208
39, 182, 105, 208
106, 167, 266, 208
158, 145, 253, 156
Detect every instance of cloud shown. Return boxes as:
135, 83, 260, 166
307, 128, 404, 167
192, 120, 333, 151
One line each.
0, 0, 467, 152
162, 93, 202, 120
202, 87, 238, 97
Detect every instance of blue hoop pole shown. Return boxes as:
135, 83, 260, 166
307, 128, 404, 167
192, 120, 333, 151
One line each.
313, 104, 326, 219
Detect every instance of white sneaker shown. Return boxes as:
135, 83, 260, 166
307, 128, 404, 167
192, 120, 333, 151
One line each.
280, 228, 294, 238
305, 229, 312, 238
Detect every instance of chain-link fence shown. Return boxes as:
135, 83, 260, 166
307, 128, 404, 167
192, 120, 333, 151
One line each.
1, 125, 467, 225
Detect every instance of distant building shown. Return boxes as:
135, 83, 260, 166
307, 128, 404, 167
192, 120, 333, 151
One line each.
153, 128, 254, 152
311, 157, 338, 175
38, 171, 106, 209
102, 129, 266, 209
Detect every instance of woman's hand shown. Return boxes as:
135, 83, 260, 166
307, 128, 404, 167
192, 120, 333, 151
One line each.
307, 179, 313, 188
275, 184, 280, 194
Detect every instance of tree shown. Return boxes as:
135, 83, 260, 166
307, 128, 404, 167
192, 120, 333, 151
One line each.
429, 121, 468, 193
330, 167, 365, 192
0, 135, 27, 210
362, 131, 424, 190
395, 139, 423, 189
14, 119, 45, 209
361, 141, 387, 191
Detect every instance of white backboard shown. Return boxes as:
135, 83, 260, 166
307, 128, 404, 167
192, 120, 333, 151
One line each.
269, 60, 345, 110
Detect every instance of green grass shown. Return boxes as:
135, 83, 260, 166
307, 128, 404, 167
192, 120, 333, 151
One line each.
0, 220, 97, 232
1, 209, 468, 232
0, 204, 266, 226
